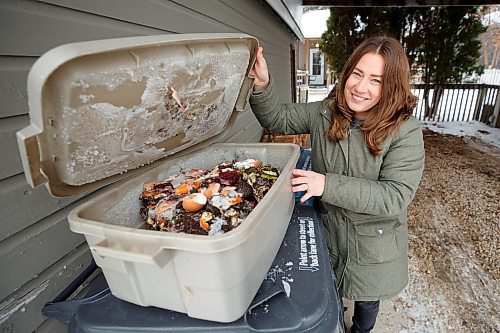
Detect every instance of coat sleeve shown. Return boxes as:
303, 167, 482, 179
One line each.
249, 77, 321, 134
320, 119, 425, 216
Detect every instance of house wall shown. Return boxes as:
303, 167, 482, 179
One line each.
0, 0, 298, 331
298, 37, 329, 86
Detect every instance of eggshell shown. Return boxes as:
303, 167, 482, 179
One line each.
202, 188, 213, 199
209, 182, 221, 193
201, 182, 221, 199
182, 193, 207, 212
155, 200, 177, 225
175, 184, 189, 195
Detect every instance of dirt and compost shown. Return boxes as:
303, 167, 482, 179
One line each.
370, 128, 500, 333
139, 159, 280, 236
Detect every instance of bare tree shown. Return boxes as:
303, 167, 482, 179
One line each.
480, 6, 500, 69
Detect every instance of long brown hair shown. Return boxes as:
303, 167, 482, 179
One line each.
326, 36, 417, 155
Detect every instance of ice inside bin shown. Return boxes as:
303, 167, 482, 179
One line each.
17, 34, 258, 197
45, 40, 249, 186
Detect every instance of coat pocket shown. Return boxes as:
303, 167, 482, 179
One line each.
321, 213, 339, 266
352, 219, 401, 265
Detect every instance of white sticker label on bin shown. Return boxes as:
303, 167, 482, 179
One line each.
298, 217, 319, 272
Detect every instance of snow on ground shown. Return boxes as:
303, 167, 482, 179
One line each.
421, 121, 500, 149
306, 87, 330, 102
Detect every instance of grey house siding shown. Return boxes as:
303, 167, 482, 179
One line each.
0, 0, 299, 331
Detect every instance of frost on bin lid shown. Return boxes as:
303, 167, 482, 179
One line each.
16, 34, 258, 197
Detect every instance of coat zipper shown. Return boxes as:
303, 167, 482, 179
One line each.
337, 128, 351, 292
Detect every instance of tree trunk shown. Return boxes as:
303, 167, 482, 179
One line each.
423, 67, 433, 119
423, 86, 431, 119
482, 33, 489, 68
492, 45, 499, 69
430, 85, 444, 120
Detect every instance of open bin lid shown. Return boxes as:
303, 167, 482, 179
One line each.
17, 33, 258, 197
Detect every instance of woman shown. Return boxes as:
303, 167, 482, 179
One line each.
249, 36, 425, 333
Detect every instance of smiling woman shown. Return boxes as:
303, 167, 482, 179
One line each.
249, 36, 425, 333
344, 53, 384, 118
327, 36, 417, 156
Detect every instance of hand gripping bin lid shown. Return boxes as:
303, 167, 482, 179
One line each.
16, 33, 300, 322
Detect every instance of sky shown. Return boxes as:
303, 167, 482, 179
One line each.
301, 7, 500, 39
301, 9, 329, 38
482, 9, 500, 25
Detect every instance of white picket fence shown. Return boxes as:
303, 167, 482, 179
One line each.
412, 84, 499, 124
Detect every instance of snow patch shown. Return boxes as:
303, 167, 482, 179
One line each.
422, 120, 500, 148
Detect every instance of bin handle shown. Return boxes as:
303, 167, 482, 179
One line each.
90, 241, 171, 268
16, 125, 47, 188
234, 76, 254, 112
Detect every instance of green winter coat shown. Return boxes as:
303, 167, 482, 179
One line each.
250, 79, 425, 301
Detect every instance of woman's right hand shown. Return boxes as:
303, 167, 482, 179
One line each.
249, 47, 270, 92
291, 169, 326, 203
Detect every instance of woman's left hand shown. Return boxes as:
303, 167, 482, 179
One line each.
249, 47, 270, 92
291, 169, 325, 203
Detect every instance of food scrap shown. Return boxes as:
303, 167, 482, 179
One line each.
166, 85, 186, 112
140, 159, 280, 235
